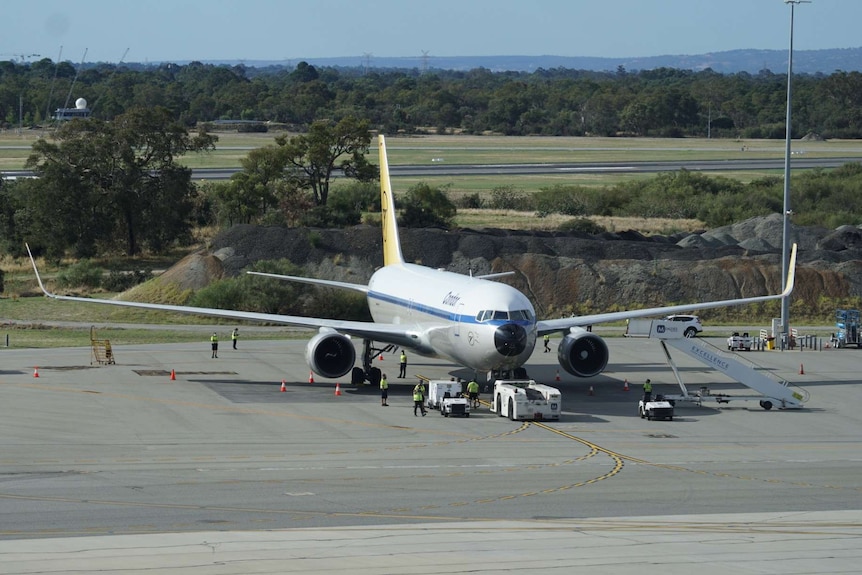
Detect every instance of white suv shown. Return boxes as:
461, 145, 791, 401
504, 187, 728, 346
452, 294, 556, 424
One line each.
663, 314, 703, 338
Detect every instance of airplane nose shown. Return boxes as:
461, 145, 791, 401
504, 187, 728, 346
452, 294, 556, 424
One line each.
494, 323, 528, 357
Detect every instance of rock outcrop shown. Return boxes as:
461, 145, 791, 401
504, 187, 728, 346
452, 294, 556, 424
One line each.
195, 215, 862, 315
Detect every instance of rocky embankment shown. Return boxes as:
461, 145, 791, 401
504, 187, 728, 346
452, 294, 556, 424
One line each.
161, 214, 862, 317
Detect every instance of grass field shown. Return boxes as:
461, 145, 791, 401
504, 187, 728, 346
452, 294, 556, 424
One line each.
5, 129, 862, 170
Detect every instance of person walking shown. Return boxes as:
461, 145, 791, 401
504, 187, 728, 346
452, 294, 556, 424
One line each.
543, 334, 551, 352
399, 351, 407, 378
380, 373, 389, 406
643, 378, 652, 402
412, 381, 427, 416
466, 378, 480, 409
210, 332, 219, 358
231, 328, 239, 350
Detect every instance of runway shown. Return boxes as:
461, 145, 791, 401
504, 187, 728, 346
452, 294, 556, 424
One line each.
1, 336, 860, 573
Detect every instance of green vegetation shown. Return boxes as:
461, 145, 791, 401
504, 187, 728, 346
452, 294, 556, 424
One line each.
399, 183, 457, 228
4, 59, 862, 139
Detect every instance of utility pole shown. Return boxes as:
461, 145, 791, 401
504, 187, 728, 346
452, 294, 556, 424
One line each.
780, 0, 810, 348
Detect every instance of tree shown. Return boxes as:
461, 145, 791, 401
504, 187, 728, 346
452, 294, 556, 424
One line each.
398, 183, 456, 228
274, 116, 376, 207
25, 107, 217, 255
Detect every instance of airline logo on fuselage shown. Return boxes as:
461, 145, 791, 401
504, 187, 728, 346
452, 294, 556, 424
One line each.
442, 292, 461, 307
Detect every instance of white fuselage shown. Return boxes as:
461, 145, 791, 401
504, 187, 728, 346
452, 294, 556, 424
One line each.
367, 263, 537, 372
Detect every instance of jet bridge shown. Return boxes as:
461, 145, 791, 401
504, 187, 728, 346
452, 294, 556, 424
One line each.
625, 319, 809, 410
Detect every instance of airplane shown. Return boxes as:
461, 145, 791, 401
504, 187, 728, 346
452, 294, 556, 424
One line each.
28, 135, 798, 387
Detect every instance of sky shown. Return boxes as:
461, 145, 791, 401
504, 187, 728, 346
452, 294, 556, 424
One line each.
3, 0, 860, 65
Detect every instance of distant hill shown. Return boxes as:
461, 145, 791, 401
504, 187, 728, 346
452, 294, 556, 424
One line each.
176, 48, 862, 75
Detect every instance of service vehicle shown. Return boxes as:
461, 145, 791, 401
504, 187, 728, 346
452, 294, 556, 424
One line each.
426, 380, 463, 410
639, 397, 675, 421
727, 331, 754, 351
662, 314, 703, 338
440, 394, 470, 417
425, 380, 471, 417
490, 380, 561, 421
832, 309, 862, 348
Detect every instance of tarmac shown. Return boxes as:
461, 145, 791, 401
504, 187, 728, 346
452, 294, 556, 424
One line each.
1, 333, 860, 574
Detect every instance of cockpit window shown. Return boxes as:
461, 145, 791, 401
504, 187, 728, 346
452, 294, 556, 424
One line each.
477, 309, 534, 322
510, 309, 534, 321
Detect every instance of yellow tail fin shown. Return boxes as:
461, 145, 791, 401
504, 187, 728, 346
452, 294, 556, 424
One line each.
379, 135, 404, 266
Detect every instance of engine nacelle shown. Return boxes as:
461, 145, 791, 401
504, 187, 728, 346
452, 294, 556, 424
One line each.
557, 327, 609, 378
305, 332, 356, 379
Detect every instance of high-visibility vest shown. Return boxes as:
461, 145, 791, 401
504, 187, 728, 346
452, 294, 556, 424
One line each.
211, 334, 218, 343
467, 381, 479, 393
643, 381, 652, 392
380, 377, 388, 390
400, 353, 406, 363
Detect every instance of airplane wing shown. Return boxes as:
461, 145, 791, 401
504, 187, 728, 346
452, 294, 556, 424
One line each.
245, 271, 369, 293
26, 245, 417, 348
537, 243, 798, 334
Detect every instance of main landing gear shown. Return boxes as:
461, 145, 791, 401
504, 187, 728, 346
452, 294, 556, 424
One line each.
351, 339, 397, 387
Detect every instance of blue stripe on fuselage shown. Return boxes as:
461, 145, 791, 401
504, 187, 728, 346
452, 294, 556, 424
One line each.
368, 290, 533, 328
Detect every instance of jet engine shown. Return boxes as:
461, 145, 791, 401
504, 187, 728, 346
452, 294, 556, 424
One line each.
556, 327, 609, 378
305, 332, 356, 379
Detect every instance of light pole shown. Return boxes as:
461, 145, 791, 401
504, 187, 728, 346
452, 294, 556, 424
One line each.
781, 0, 809, 348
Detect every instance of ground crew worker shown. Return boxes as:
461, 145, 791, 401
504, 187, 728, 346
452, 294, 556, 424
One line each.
543, 334, 551, 352
380, 373, 389, 406
413, 381, 427, 416
643, 378, 652, 402
466, 378, 480, 408
231, 328, 239, 350
210, 332, 219, 358
399, 351, 407, 378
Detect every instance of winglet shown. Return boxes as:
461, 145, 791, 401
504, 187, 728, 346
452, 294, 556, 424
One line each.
781, 243, 798, 297
26, 243, 56, 299
378, 135, 404, 267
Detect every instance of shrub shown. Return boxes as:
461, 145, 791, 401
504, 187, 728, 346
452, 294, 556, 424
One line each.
55, 260, 104, 289
534, 185, 588, 216
455, 193, 484, 209
488, 185, 531, 210
398, 183, 457, 228
557, 218, 606, 234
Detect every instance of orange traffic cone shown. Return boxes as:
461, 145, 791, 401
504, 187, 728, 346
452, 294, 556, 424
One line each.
33, 366, 39, 378
623, 379, 629, 391
588, 385, 594, 396
378, 354, 384, 361
308, 371, 315, 383
334, 383, 342, 396
799, 363, 805, 375
280, 380, 287, 392
555, 370, 561, 382
170, 369, 176, 381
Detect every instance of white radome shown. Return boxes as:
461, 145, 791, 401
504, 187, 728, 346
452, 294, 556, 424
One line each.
75, 97, 87, 109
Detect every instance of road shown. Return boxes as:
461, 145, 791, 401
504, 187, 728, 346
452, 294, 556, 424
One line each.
1, 336, 860, 573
